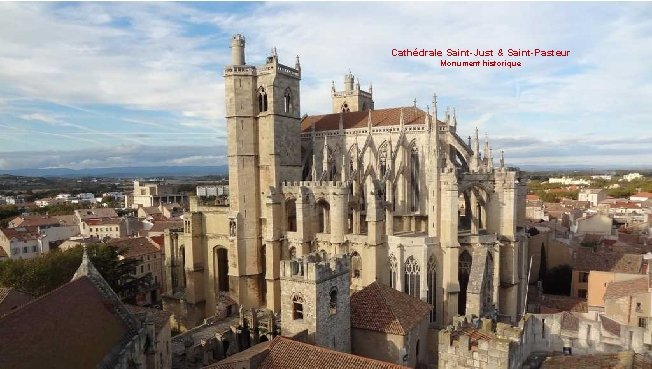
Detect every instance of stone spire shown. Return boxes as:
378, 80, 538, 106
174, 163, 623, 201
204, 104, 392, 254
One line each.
500, 150, 505, 169
432, 93, 438, 121
483, 134, 490, 165
295, 55, 301, 71
331, 80, 336, 93
399, 107, 405, 130
369, 83, 373, 95
450, 108, 457, 128
322, 135, 330, 179
367, 109, 372, 132
72, 245, 97, 281
488, 148, 494, 171
472, 127, 481, 171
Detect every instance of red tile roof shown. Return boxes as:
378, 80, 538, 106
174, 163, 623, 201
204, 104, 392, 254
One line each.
300, 107, 436, 133
258, 336, 410, 369
604, 277, 650, 300
107, 236, 161, 258
350, 281, 431, 335
450, 326, 497, 348
0, 276, 131, 369
0, 226, 41, 241
574, 248, 643, 274
601, 315, 622, 337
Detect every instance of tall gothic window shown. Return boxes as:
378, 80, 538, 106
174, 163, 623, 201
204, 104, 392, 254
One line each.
351, 251, 362, 279
292, 294, 304, 320
410, 146, 420, 212
388, 254, 398, 289
482, 252, 495, 316
329, 287, 337, 315
284, 88, 292, 113
427, 255, 437, 323
258, 87, 268, 112
317, 200, 330, 233
404, 256, 421, 298
286, 198, 297, 232
379, 142, 388, 178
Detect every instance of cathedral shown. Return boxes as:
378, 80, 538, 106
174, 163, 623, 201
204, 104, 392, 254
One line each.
162, 34, 529, 337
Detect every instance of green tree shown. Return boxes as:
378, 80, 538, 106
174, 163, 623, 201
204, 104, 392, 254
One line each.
0, 244, 153, 299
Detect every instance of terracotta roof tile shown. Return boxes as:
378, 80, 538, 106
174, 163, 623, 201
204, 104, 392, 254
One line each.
107, 236, 161, 258
300, 107, 436, 133
148, 220, 184, 233
0, 277, 131, 369
604, 277, 649, 300
574, 248, 643, 274
560, 311, 579, 331
258, 336, 410, 369
601, 315, 622, 337
126, 305, 171, 332
350, 281, 431, 335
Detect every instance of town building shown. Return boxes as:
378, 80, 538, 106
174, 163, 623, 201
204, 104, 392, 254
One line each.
579, 188, 607, 207
109, 236, 165, 305
126, 181, 188, 209
622, 173, 644, 182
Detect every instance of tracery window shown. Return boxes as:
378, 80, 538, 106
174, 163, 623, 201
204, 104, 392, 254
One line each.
388, 253, 398, 289
292, 294, 304, 320
410, 146, 420, 212
379, 142, 388, 178
427, 255, 437, 322
329, 287, 337, 315
404, 256, 421, 298
258, 87, 268, 112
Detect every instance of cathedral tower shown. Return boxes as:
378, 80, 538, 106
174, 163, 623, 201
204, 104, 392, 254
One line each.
224, 34, 302, 308
331, 72, 374, 113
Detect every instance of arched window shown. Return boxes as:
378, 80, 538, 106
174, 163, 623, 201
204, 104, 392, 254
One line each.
292, 294, 304, 320
351, 251, 362, 279
284, 88, 292, 113
286, 198, 297, 232
404, 256, 420, 298
379, 142, 388, 178
362, 102, 367, 111
258, 87, 268, 113
329, 287, 337, 314
388, 253, 398, 289
316, 200, 330, 233
341, 102, 350, 112
427, 255, 437, 322
410, 146, 420, 212
289, 246, 297, 259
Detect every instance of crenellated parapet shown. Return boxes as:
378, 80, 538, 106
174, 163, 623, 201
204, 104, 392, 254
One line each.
280, 253, 350, 283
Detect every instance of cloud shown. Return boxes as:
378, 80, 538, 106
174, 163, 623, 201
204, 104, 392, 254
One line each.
0, 144, 227, 170
0, 2, 649, 168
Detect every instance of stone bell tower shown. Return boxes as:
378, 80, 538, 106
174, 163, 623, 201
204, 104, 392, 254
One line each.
224, 34, 302, 309
331, 71, 374, 113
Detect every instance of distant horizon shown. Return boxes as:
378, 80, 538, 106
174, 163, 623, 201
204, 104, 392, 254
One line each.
0, 2, 650, 169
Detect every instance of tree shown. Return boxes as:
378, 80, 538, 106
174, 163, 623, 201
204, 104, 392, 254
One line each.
0, 244, 153, 299
542, 264, 572, 296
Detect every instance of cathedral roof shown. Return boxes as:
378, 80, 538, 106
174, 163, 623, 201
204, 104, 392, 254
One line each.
300, 106, 440, 133
350, 281, 431, 336
0, 277, 133, 369
258, 336, 410, 369
0, 248, 141, 369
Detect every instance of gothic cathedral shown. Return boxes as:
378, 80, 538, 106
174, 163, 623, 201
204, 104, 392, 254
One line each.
163, 34, 529, 333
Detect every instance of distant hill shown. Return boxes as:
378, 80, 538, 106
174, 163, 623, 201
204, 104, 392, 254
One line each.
0, 166, 228, 178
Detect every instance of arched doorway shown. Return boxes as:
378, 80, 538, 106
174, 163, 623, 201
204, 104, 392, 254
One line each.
214, 247, 229, 293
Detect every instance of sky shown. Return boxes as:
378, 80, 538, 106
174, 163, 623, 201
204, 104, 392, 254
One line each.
0, 2, 650, 170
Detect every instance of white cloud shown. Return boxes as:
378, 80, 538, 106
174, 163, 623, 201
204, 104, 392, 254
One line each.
0, 2, 649, 168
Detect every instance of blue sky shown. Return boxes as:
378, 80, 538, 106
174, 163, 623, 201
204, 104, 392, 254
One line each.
0, 2, 650, 170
